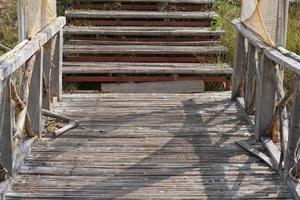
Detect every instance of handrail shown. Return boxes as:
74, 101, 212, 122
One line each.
0, 17, 66, 177
0, 17, 66, 82
231, 18, 300, 199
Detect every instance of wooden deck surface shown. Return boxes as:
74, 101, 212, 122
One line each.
5, 92, 293, 199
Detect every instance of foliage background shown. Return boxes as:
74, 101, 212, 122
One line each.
0, 0, 18, 55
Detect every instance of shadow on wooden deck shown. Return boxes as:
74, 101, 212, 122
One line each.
5, 93, 292, 199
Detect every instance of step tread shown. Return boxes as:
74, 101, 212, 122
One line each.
70, 0, 214, 3
63, 62, 232, 75
64, 26, 224, 36
65, 10, 217, 19
64, 45, 228, 54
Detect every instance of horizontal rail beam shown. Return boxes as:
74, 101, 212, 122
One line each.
232, 19, 300, 75
0, 17, 66, 82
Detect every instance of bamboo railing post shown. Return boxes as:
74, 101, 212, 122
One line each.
0, 78, 14, 176
51, 30, 63, 100
254, 54, 276, 141
28, 49, 43, 138
286, 75, 300, 179
245, 43, 256, 114
232, 32, 246, 100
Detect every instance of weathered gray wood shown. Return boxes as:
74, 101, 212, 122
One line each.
231, 32, 246, 100
42, 109, 72, 122
286, 75, 300, 180
28, 49, 43, 138
17, 0, 26, 41
64, 26, 224, 36
0, 78, 14, 176
0, 17, 66, 82
244, 43, 256, 114
233, 19, 300, 75
72, 0, 214, 3
64, 45, 228, 55
69, 39, 221, 46
63, 62, 233, 75
65, 10, 217, 19
42, 40, 53, 110
254, 55, 276, 141
277, 0, 289, 47
5, 92, 292, 199
102, 80, 204, 93
51, 30, 63, 100
236, 141, 276, 170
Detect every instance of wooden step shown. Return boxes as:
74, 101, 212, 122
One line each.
63, 45, 227, 55
69, 0, 214, 3
63, 62, 232, 75
64, 26, 224, 37
67, 39, 221, 46
65, 10, 217, 20
68, 0, 214, 11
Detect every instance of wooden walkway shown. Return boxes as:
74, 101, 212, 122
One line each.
5, 92, 292, 199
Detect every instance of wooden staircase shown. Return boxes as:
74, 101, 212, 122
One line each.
63, 0, 232, 92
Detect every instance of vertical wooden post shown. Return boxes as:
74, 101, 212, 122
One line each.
0, 78, 14, 176
244, 43, 256, 114
232, 32, 246, 100
277, 0, 289, 47
17, 0, 26, 41
51, 30, 63, 100
42, 40, 53, 110
254, 54, 276, 141
286, 75, 300, 178
28, 49, 43, 138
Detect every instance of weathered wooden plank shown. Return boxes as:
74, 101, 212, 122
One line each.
51, 30, 63, 100
244, 43, 256, 114
0, 78, 14, 176
102, 80, 204, 93
233, 19, 300, 75
231, 32, 246, 100
71, 0, 215, 3
0, 17, 66, 82
28, 49, 43, 137
254, 55, 276, 141
63, 45, 228, 55
68, 39, 221, 46
42, 40, 52, 110
64, 26, 224, 36
63, 62, 232, 75
65, 10, 217, 19
286, 75, 300, 179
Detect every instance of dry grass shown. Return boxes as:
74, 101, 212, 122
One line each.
0, 0, 17, 55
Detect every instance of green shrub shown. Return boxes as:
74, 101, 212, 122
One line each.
213, 0, 241, 65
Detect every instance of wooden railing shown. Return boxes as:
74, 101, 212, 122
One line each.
232, 18, 300, 198
0, 17, 66, 176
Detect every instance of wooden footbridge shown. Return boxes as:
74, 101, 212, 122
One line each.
1, 0, 300, 199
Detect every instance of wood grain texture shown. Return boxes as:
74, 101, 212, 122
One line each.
63, 45, 228, 55
102, 80, 204, 93
65, 10, 217, 19
4, 92, 292, 199
63, 62, 232, 75
64, 26, 224, 36
254, 55, 276, 141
